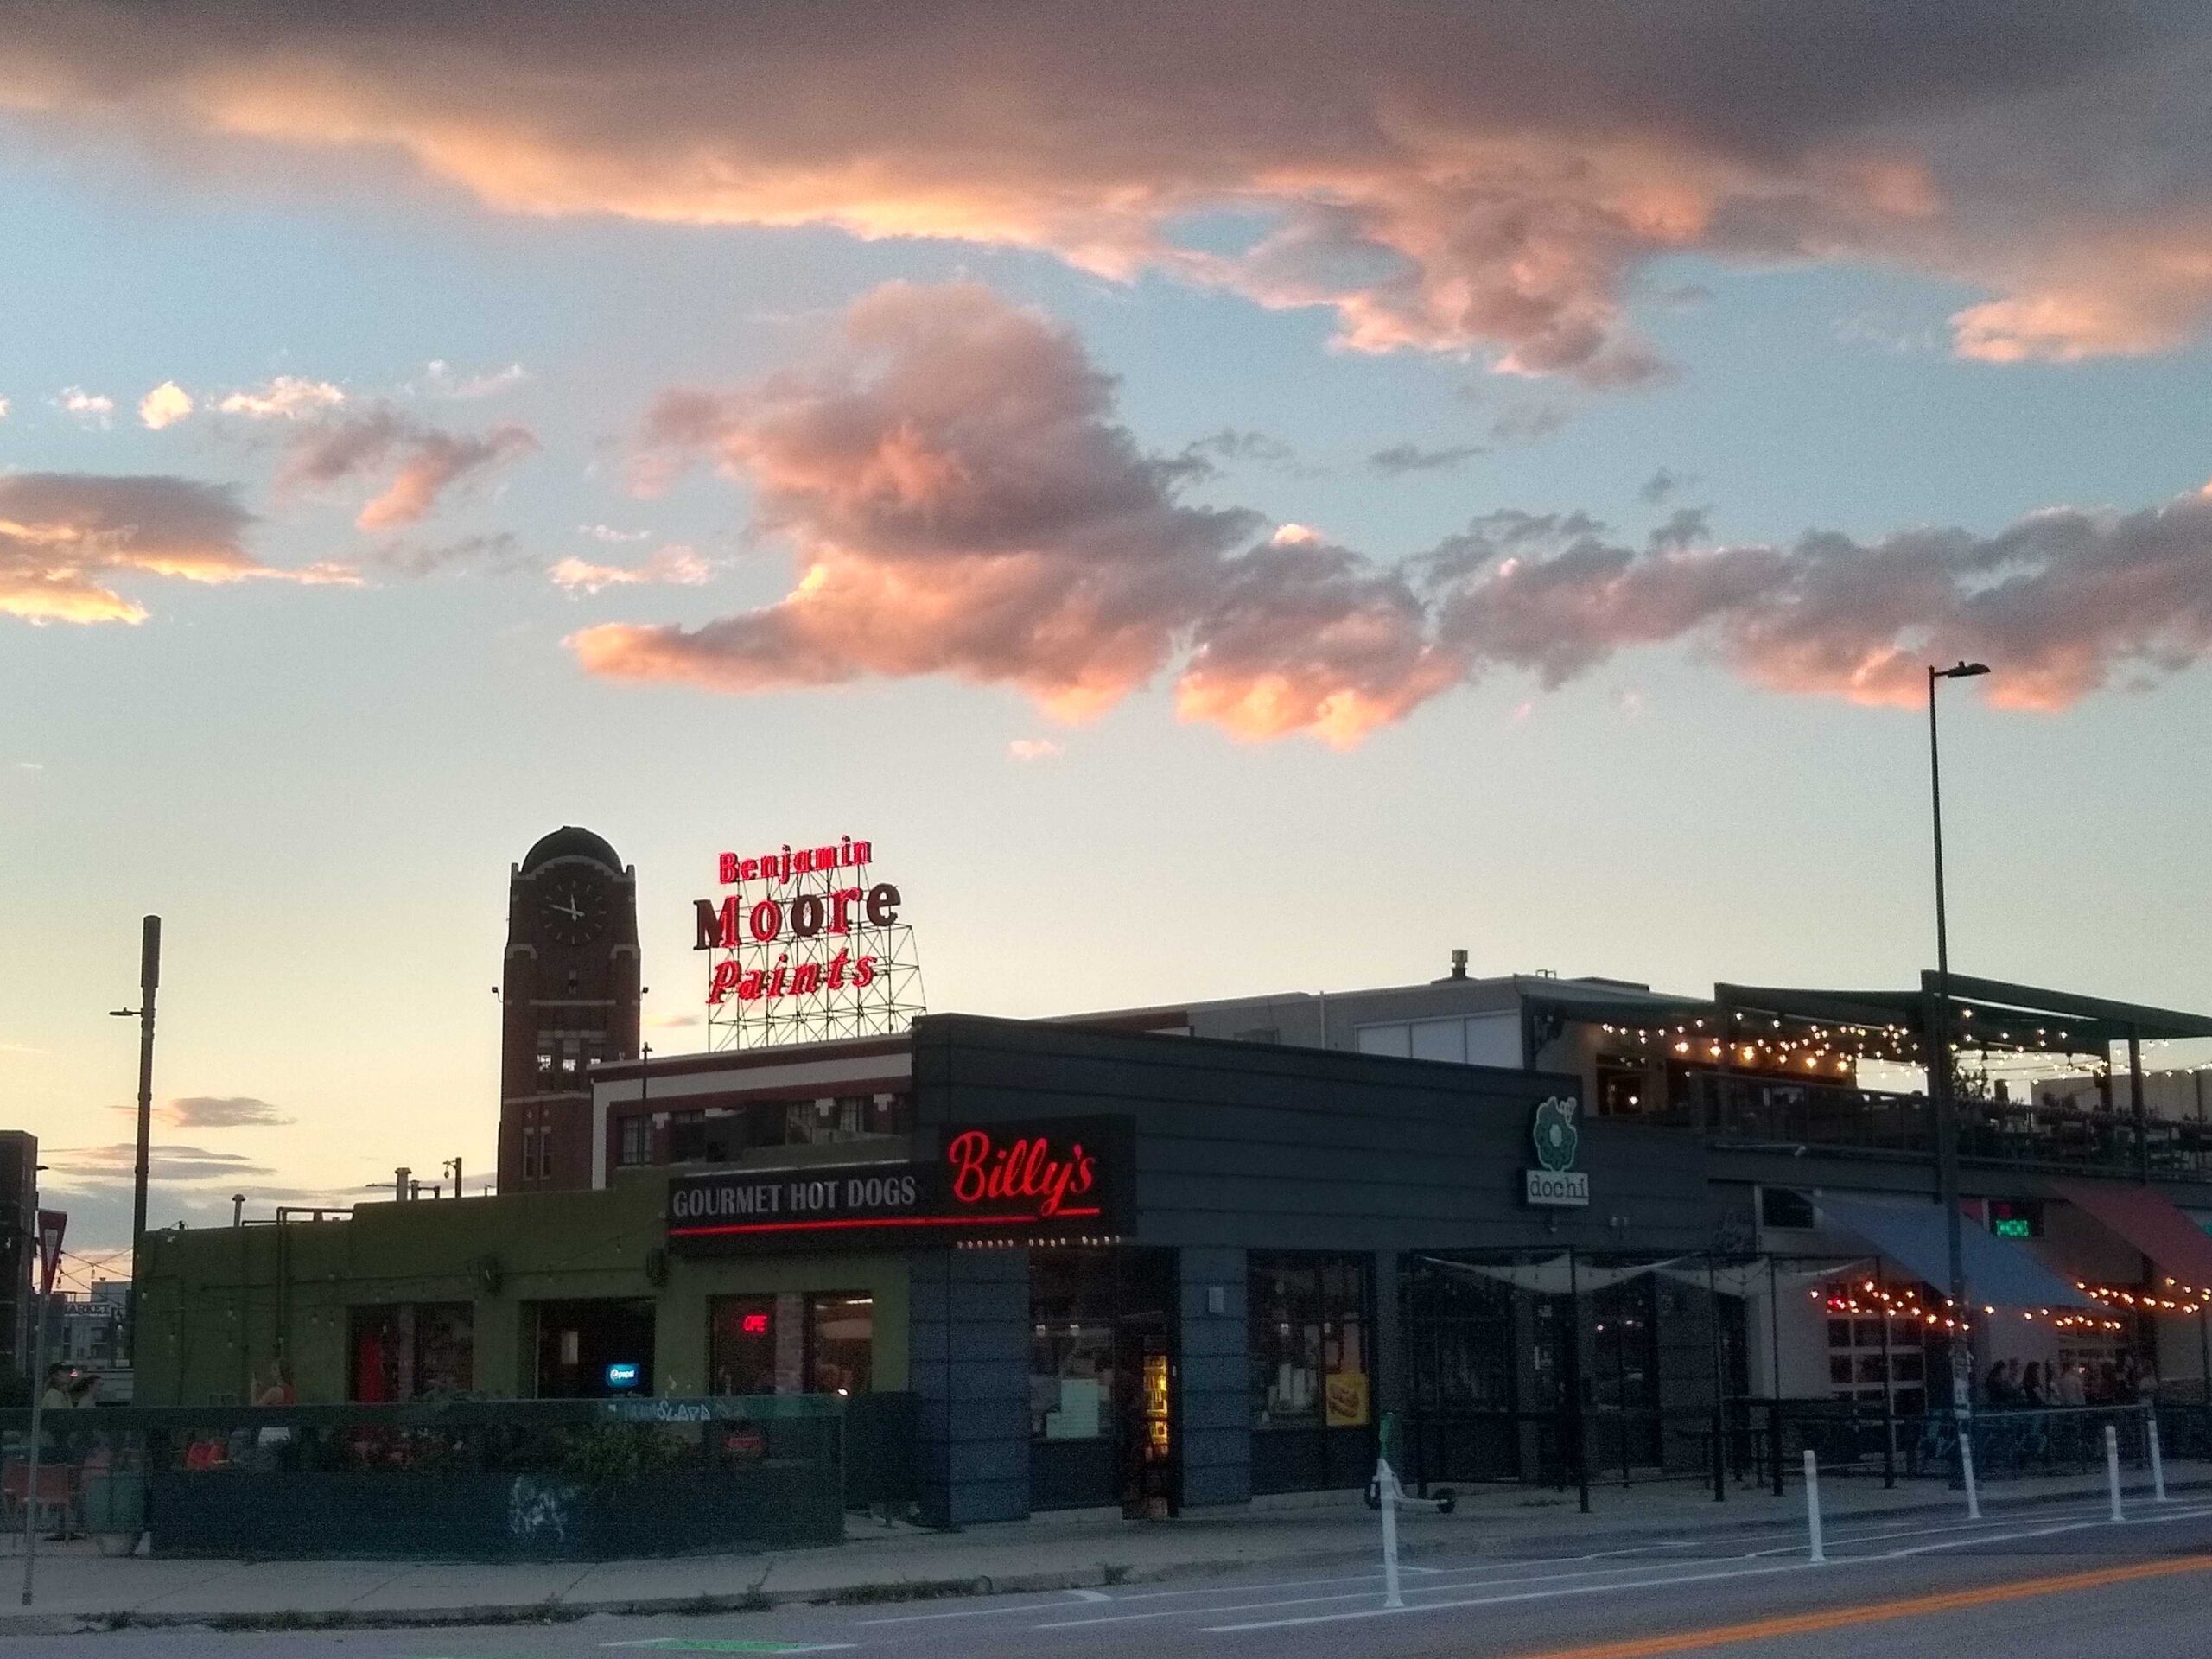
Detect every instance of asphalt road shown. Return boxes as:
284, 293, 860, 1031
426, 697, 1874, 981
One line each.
14, 1495, 2212, 1659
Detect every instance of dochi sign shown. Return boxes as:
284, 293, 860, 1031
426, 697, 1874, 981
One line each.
1523, 1095, 1591, 1207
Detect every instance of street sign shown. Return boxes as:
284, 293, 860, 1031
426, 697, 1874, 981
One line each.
35, 1211, 64, 1298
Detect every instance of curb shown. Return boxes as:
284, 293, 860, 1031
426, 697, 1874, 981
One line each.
11, 1476, 2207, 1636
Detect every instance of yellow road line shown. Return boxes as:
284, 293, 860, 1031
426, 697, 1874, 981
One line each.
1503, 1553, 2212, 1659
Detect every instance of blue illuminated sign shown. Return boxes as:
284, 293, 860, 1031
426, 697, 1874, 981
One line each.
605, 1361, 641, 1391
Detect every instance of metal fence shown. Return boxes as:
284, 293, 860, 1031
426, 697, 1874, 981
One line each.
1716, 1398, 2185, 1492
0, 1395, 863, 1560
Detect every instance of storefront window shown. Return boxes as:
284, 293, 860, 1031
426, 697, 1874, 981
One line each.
532, 1298, 655, 1399
1250, 1255, 1370, 1428
1822, 1280, 1929, 1417
616, 1115, 650, 1166
348, 1302, 474, 1402
1402, 1257, 1514, 1412
413, 1303, 474, 1395
806, 1294, 873, 1395
1030, 1250, 1121, 1441
709, 1295, 779, 1396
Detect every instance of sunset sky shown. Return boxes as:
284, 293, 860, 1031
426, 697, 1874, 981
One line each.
3, 3, 2210, 1264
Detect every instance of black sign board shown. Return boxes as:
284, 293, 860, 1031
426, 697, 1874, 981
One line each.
666, 1116, 1135, 1254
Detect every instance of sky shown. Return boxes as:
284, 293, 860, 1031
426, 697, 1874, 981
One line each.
3, 3, 2210, 1264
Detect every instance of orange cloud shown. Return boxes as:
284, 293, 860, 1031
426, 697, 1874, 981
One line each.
0, 472, 351, 624
6, 7, 2209, 377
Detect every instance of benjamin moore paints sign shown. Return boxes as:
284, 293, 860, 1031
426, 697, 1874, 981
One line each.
665, 1117, 1135, 1252
1522, 1095, 1591, 1207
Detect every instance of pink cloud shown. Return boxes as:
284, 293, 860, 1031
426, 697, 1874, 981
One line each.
6, 8, 2212, 377
571, 283, 2212, 740
578, 283, 1460, 744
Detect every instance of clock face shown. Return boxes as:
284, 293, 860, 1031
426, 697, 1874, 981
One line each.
540, 875, 609, 946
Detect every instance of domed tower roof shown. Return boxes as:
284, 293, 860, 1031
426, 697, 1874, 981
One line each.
521, 825, 623, 873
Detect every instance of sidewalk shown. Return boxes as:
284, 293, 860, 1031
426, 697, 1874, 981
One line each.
0, 1465, 2197, 1637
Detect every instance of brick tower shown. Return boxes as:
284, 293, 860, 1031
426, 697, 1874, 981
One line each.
497, 827, 640, 1192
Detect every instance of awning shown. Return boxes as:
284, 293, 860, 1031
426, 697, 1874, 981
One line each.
1816, 1193, 2093, 1310
2055, 1181, 2212, 1290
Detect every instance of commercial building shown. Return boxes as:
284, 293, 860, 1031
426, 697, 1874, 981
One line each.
139, 961, 2212, 1525
130, 829, 2212, 1527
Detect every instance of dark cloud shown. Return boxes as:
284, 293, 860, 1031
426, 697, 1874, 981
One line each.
276, 406, 536, 530
1427, 496, 2212, 709
7, 5, 2212, 379
367, 531, 533, 578
1369, 442, 1484, 476
573, 281, 2212, 742
1485, 404, 1573, 444
1638, 467, 1688, 505
1183, 429, 1300, 471
0, 471, 349, 623
48, 1142, 274, 1182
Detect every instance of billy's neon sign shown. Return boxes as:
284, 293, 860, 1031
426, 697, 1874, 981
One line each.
948, 1129, 1098, 1219
665, 1118, 1131, 1251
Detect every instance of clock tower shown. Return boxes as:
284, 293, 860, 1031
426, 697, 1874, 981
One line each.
499, 826, 640, 1192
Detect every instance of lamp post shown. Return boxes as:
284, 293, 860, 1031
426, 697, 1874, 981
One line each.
1929, 661, 1989, 1420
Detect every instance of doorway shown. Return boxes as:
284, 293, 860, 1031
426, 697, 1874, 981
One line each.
1028, 1249, 1179, 1515
531, 1298, 656, 1398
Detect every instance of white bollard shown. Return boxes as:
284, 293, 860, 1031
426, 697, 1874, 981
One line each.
1378, 1458, 1404, 1609
2106, 1423, 2125, 1523
1803, 1448, 1825, 1564
1961, 1426, 1980, 1522
2149, 1413, 2167, 1503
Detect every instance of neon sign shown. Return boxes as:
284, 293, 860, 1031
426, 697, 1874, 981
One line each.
693, 836, 925, 1048
665, 1118, 1132, 1252
946, 1129, 1097, 1219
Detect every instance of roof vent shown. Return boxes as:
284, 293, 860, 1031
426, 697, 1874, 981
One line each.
1449, 949, 1469, 980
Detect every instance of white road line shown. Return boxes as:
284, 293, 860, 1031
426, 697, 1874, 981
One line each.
1031, 1554, 1745, 1630
601, 1642, 857, 1653
851, 1541, 1691, 1625
1202, 1501, 2212, 1633
1203, 1559, 1816, 1634
1065, 1588, 1112, 1602
1745, 1503, 2120, 1557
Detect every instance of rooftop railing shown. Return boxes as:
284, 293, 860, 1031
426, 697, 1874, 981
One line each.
1660, 1073, 2212, 1180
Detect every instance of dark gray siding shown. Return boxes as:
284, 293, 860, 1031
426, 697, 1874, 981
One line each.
907, 1246, 1030, 1527
911, 1014, 1716, 1255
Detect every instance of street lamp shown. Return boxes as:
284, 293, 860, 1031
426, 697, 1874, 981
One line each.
1928, 660, 1989, 1418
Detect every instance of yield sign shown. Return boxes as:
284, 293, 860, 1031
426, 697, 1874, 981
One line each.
35, 1211, 65, 1298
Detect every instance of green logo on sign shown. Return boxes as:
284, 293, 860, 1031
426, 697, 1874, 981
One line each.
1532, 1096, 1580, 1173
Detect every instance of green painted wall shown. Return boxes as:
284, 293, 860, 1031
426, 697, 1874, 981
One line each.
136, 1176, 908, 1405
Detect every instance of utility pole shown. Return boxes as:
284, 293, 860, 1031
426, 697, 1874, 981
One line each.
109, 916, 160, 1367
1929, 663, 1988, 1423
